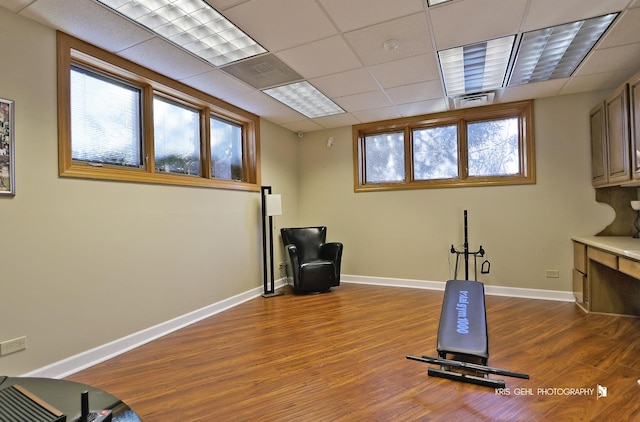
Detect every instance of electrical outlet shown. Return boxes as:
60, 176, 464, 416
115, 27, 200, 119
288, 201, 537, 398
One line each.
545, 270, 560, 278
0, 336, 27, 356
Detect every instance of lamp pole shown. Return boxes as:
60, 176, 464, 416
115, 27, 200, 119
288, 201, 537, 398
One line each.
262, 186, 283, 297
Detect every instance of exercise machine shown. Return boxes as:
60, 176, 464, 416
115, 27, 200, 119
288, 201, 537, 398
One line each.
407, 210, 529, 388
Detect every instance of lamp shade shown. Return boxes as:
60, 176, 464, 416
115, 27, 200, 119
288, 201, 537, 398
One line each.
265, 194, 282, 216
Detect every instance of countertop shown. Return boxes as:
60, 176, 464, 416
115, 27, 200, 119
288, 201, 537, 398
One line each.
571, 235, 640, 261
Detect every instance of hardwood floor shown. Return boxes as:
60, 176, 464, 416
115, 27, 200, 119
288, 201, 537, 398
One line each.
66, 283, 640, 421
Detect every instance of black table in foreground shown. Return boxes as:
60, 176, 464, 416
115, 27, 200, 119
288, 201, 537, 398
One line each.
0, 376, 141, 421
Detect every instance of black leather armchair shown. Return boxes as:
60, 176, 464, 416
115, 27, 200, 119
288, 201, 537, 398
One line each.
280, 226, 343, 294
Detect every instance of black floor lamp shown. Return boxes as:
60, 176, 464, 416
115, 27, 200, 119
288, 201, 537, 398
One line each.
262, 186, 283, 297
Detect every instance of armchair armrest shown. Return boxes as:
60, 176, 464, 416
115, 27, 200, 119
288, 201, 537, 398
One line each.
284, 244, 300, 283
320, 242, 342, 261
320, 242, 343, 280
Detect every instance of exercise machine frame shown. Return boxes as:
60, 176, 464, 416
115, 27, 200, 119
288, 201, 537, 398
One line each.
450, 210, 487, 281
406, 355, 529, 389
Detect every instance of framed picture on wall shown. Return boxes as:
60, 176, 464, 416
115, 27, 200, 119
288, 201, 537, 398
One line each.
0, 97, 15, 196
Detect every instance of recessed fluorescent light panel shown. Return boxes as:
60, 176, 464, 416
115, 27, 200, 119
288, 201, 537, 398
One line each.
438, 36, 515, 96
96, 0, 267, 66
263, 81, 345, 119
508, 13, 618, 86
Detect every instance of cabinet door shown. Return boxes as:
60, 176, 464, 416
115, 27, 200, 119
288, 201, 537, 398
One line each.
630, 71, 640, 179
572, 269, 587, 307
605, 84, 630, 184
590, 103, 608, 186
573, 241, 587, 274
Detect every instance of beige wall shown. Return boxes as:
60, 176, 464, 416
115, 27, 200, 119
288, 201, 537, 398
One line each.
295, 93, 615, 290
0, 5, 624, 377
0, 8, 297, 376
259, 120, 301, 272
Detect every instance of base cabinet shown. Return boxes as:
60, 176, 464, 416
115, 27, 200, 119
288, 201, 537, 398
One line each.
573, 239, 640, 317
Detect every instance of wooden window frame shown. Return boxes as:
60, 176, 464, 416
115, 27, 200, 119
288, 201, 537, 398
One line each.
353, 100, 535, 192
57, 32, 260, 192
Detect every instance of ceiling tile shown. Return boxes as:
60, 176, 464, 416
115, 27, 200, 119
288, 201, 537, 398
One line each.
20, 0, 154, 52
576, 43, 640, 76
226, 90, 303, 121
179, 69, 255, 100
280, 120, 326, 133
275, 36, 362, 79
310, 68, 379, 98
351, 107, 403, 123
597, 8, 640, 49
499, 79, 567, 103
334, 90, 392, 112
312, 113, 361, 129
368, 54, 439, 88
223, 0, 337, 51
428, 0, 529, 50
119, 38, 213, 80
386, 80, 444, 105
395, 98, 448, 117
523, 0, 630, 32
344, 12, 433, 66
561, 70, 636, 95
318, 0, 425, 32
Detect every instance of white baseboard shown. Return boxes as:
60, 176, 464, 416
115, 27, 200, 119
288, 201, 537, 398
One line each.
23, 279, 287, 379
341, 274, 575, 302
24, 275, 572, 378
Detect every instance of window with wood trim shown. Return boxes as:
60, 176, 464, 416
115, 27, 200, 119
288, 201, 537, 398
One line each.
353, 101, 535, 191
57, 32, 260, 191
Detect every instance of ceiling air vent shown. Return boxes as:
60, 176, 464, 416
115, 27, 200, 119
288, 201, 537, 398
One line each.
220, 54, 302, 90
450, 91, 496, 109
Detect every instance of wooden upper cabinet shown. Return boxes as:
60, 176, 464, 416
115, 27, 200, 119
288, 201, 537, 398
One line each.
605, 84, 630, 184
590, 69, 640, 188
630, 71, 640, 180
590, 103, 607, 186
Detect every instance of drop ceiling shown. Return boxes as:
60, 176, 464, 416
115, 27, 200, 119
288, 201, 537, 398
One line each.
2, 0, 640, 133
